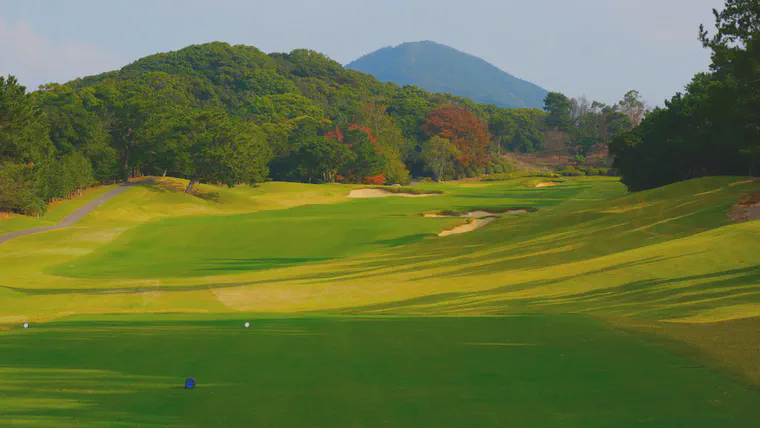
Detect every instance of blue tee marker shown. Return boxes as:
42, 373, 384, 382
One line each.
185, 377, 196, 389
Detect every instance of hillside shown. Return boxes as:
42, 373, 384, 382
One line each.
2, 176, 760, 425
2, 42, 550, 216
346, 41, 548, 109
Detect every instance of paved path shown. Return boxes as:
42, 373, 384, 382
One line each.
0, 184, 135, 244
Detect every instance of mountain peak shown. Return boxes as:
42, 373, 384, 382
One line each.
346, 41, 547, 109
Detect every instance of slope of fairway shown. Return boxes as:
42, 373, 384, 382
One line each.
326, 177, 760, 317
2, 315, 759, 427
45, 178, 609, 279
1, 176, 756, 318
0, 185, 118, 234
2, 176, 760, 426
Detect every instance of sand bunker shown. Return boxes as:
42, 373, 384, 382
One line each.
463, 210, 499, 219
728, 191, 760, 222
424, 209, 527, 219
439, 218, 496, 236
535, 182, 558, 188
348, 189, 436, 198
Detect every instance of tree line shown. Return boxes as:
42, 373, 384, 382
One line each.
610, 0, 760, 191
1, 41, 637, 215
541, 91, 641, 166
10, 2, 749, 214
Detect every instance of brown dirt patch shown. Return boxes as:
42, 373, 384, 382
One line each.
728, 191, 760, 222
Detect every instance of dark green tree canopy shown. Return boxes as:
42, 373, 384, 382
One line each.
612, 0, 760, 190
543, 92, 573, 131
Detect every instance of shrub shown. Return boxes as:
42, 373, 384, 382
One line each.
0, 162, 46, 215
584, 168, 600, 176
493, 158, 516, 174
361, 174, 386, 185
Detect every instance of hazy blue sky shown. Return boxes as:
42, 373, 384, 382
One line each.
1, 0, 724, 106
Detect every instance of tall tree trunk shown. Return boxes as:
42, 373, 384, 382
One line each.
122, 129, 133, 183
122, 151, 131, 183
185, 177, 198, 194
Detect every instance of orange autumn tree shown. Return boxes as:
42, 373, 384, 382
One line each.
355, 103, 411, 185
326, 124, 386, 184
422, 105, 491, 173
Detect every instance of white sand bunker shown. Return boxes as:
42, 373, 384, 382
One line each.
439, 218, 496, 236
424, 209, 527, 219
348, 189, 436, 198
535, 182, 558, 188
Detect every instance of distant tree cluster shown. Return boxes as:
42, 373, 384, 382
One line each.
2, 41, 628, 214
542, 91, 636, 166
610, 0, 760, 190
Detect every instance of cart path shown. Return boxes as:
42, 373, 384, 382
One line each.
0, 183, 135, 244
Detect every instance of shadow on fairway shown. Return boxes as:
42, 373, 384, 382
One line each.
195, 257, 332, 273
371, 233, 433, 247
335, 262, 760, 319
0, 366, 182, 426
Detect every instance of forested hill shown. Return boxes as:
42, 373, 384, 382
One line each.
346, 41, 548, 109
2, 42, 547, 215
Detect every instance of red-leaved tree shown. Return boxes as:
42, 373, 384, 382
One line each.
422, 105, 491, 169
326, 124, 386, 183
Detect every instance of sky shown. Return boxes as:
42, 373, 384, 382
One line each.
0, 0, 724, 106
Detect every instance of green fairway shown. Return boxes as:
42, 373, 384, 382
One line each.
2, 315, 759, 427
48, 179, 604, 279
48, 203, 457, 279
2, 176, 760, 426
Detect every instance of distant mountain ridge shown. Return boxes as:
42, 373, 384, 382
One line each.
346, 41, 548, 109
